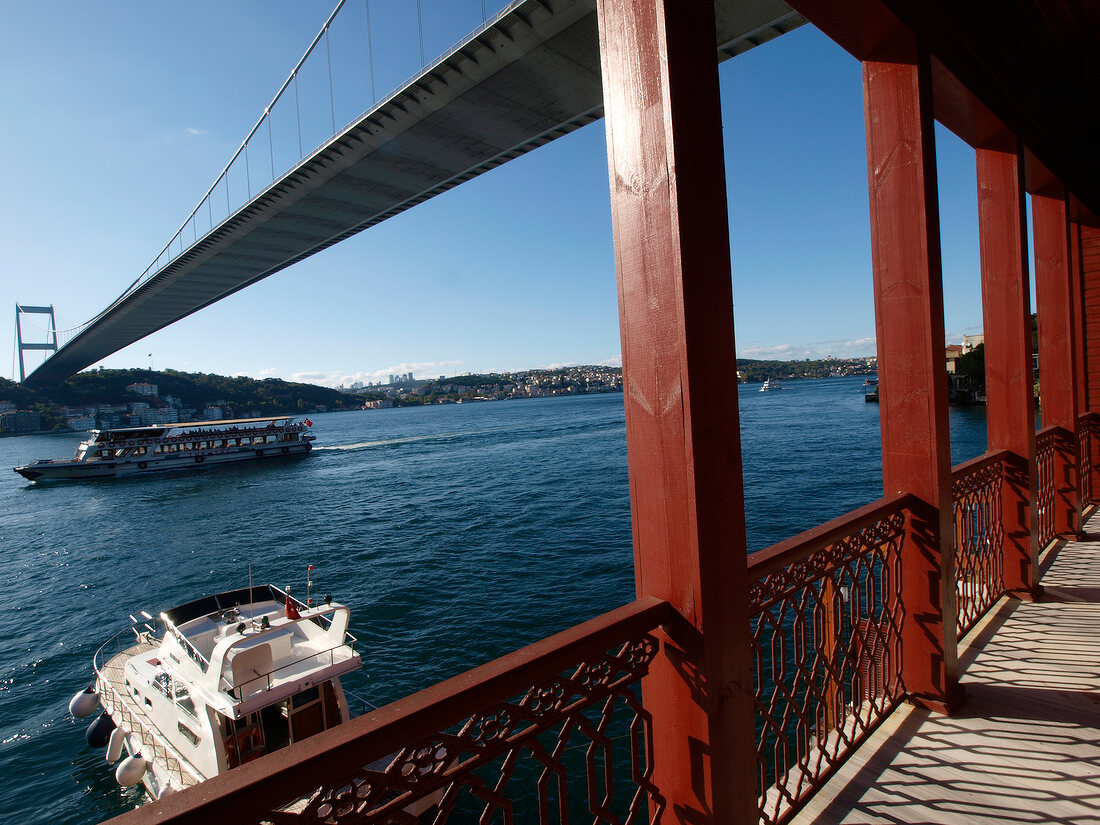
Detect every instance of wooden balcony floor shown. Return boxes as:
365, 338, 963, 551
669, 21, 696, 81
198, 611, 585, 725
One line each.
793, 520, 1100, 825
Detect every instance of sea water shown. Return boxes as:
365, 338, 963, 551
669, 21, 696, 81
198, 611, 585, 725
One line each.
0, 377, 986, 824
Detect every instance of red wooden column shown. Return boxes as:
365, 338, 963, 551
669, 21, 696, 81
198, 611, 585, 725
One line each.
976, 145, 1039, 596
1071, 222, 1088, 415
1081, 224, 1100, 507
595, 1, 755, 822
1070, 221, 1093, 516
1033, 192, 1080, 536
863, 48, 960, 712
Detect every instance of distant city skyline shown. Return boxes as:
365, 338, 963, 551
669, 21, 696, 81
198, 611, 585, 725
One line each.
2, 2, 999, 389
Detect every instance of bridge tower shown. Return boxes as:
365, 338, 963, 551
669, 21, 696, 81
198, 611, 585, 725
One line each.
14, 304, 58, 382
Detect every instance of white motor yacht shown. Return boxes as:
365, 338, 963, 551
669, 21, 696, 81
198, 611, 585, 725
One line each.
71, 584, 360, 800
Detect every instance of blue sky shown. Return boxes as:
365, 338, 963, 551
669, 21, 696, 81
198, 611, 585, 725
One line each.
1, 1, 990, 387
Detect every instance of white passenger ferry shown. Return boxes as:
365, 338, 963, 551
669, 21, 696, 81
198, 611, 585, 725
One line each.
70, 584, 361, 801
14, 416, 314, 481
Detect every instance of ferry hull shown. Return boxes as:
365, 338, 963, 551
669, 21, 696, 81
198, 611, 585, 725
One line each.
15, 442, 311, 481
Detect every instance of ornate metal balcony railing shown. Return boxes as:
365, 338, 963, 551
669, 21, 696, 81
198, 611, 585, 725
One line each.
1077, 412, 1097, 507
951, 451, 1007, 638
747, 495, 912, 825
1036, 426, 1060, 548
107, 597, 671, 825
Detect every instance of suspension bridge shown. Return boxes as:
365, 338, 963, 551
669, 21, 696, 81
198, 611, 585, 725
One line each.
16, 0, 803, 386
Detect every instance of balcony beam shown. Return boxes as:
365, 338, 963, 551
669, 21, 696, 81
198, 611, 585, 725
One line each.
596, 0, 756, 820
976, 144, 1039, 597
862, 43, 960, 713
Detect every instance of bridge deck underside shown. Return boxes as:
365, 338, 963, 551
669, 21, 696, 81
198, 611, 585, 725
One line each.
24, 0, 802, 385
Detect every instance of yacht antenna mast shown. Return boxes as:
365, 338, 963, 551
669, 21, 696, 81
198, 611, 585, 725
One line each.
248, 565, 253, 626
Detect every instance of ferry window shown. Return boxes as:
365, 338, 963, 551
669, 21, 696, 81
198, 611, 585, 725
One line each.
218, 439, 228, 448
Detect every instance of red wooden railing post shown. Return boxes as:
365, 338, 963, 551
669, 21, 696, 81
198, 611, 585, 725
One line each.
596, 1, 756, 821
1033, 192, 1081, 537
863, 45, 961, 712
975, 144, 1039, 597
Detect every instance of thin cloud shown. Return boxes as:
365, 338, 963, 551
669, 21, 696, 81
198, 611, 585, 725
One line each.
185, 127, 209, 136
286, 360, 467, 388
738, 337, 877, 360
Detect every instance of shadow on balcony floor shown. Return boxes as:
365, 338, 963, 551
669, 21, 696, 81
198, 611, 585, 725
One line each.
791, 526, 1100, 825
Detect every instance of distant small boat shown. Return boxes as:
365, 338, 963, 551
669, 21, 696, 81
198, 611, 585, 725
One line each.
865, 386, 879, 403
760, 378, 782, 392
864, 377, 878, 386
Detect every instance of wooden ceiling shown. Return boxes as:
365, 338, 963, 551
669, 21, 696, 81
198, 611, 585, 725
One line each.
787, 0, 1100, 225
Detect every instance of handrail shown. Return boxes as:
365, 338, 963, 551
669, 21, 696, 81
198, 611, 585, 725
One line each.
103, 596, 673, 825
221, 640, 358, 700
747, 492, 919, 581
1037, 423, 1073, 444
950, 448, 1011, 482
162, 622, 212, 672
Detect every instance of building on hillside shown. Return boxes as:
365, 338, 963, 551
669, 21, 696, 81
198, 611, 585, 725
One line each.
0, 410, 41, 434
126, 382, 158, 397
962, 333, 985, 353
945, 344, 963, 373
67, 415, 95, 431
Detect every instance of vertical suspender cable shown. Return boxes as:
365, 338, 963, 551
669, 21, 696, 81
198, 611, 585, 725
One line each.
294, 73, 303, 159
365, 0, 376, 103
325, 27, 336, 135
482, 1, 487, 21
268, 114, 275, 181
417, 0, 425, 66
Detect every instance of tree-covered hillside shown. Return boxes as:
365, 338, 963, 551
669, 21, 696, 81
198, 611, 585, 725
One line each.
0, 369, 371, 431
